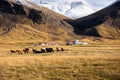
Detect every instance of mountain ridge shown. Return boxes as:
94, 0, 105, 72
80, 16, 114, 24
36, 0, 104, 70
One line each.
0, 0, 120, 43
67, 0, 120, 39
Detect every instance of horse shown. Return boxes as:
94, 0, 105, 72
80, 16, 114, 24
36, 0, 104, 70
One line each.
46, 48, 54, 53
10, 50, 22, 54
16, 50, 23, 55
41, 48, 46, 53
10, 50, 16, 53
56, 47, 60, 51
32, 49, 42, 54
23, 48, 29, 54
61, 48, 64, 51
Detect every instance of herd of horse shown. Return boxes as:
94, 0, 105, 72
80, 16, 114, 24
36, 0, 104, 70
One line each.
10, 47, 65, 54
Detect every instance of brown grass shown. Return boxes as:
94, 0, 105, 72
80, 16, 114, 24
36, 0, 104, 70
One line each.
0, 41, 120, 80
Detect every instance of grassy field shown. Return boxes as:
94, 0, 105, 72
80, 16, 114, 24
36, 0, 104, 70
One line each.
0, 41, 120, 80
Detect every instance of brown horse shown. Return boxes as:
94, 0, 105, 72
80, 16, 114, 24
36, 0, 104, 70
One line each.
56, 47, 60, 51
16, 50, 23, 55
61, 48, 64, 51
10, 50, 23, 54
10, 50, 16, 53
23, 48, 29, 54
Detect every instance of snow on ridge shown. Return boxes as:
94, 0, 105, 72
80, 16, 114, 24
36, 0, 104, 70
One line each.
14, 0, 95, 18
15, 0, 116, 18
15, 0, 33, 7
31, 0, 94, 18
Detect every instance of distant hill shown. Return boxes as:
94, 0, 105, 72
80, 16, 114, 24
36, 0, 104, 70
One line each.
68, 0, 120, 39
0, 0, 76, 43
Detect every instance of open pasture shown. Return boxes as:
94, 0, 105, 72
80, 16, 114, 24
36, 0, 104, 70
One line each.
0, 42, 120, 80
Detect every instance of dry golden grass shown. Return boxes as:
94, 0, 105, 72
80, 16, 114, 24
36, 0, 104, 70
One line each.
0, 41, 120, 80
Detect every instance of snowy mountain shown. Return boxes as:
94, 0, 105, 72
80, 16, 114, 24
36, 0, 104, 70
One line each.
31, 0, 95, 18
15, 0, 116, 18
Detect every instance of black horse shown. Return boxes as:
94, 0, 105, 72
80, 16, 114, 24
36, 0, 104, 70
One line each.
46, 48, 54, 53
32, 49, 42, 54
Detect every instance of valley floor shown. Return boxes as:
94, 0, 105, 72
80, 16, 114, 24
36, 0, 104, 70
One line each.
0, 41, 120, 80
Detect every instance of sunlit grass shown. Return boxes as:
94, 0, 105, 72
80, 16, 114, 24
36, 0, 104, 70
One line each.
0, 42, 120, 80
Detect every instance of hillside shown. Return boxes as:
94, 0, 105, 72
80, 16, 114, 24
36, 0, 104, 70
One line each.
68, 0, 120, 39
1, 0, 120, 43
0, 0, 76, 43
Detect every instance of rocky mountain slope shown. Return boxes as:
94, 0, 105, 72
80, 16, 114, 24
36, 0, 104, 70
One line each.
68, 0, 120, 39
15, 0, 95, 18
0, 0, 120, 43
0, 0, 76, 43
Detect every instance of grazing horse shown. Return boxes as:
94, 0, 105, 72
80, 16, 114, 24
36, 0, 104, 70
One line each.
10, 50, 16, 53
41, 48, 46, 53
50, 48, 54, 52
46, 48, 49, 52
46, 48, 54, 53
10, 50, 22, 54
23, 48, 29, 54
56, 47, 60, 51
16, 50, 23, 55
61, 48, 64, 51
32, 49, 42, 54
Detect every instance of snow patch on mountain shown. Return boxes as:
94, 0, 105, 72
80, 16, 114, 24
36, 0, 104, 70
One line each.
16, 0, 33, 7
65, 2, 94, 18
15, 0, 116, 18
32, 0, 95, 18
